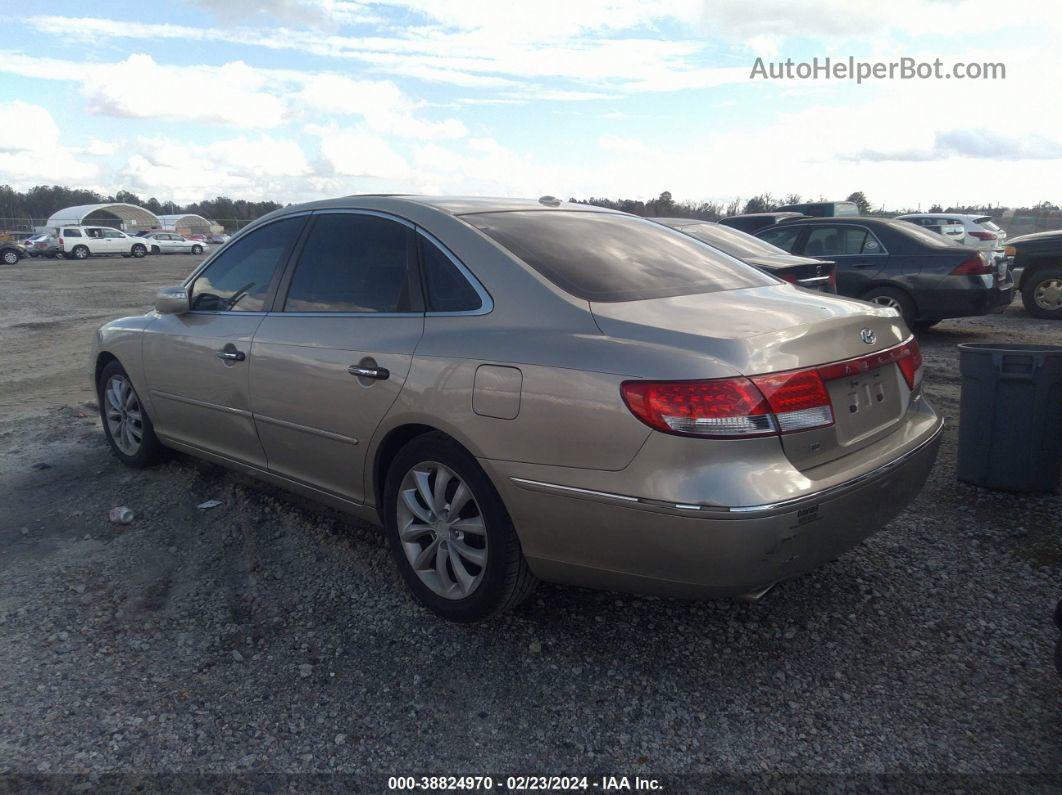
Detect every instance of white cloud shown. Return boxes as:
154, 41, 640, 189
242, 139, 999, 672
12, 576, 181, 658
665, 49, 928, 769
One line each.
297, 74, 467, 139
305, 123, 411, 179
0, 102, 98, 184
0, 51, 469, 137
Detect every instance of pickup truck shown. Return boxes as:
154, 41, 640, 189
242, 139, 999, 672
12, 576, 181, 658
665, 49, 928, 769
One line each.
1007, 229, 1062, 319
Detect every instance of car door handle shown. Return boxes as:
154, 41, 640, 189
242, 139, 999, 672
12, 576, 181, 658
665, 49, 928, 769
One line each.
853, 262, 877, 268
348, 365, 389, 380
217, 350, 246, 362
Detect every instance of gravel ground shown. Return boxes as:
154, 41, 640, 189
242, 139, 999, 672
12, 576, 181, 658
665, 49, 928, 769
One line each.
0, 256, 1060, 789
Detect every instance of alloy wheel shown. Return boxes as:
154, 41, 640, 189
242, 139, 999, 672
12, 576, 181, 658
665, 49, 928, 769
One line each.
396, 461, 488, 600
1033, 278, 1062, 311
869, 295, 901, 310
104, 374, 144, 456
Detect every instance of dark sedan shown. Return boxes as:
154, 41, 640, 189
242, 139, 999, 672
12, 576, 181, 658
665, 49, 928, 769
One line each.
755, 217, 1014, 327
654, 218, 836, 292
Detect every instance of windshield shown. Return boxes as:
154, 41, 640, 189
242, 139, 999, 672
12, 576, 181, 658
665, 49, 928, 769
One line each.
464, 211, 774, 302
672, 222, 786, 258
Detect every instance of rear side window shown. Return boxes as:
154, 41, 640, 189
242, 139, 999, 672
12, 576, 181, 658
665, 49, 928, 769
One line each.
464, 211, 772, 302
63, 228, 82, 238
420, 236, 482, 312
190, 216, 303, 312
757, 226, 802, 252
284, 214, 413, 313
805, 226, 873, 256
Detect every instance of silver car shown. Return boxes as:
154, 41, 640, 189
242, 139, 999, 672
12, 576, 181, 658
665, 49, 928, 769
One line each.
91, 196, 942, 622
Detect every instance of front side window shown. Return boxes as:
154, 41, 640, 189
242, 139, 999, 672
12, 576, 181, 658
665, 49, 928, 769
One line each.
284, 214, 413, 313
758, 225, 802, 252
103, 229, 123, 238
464, 211, 772, 302
189, 216, 304, 312
420, 236, 482, 312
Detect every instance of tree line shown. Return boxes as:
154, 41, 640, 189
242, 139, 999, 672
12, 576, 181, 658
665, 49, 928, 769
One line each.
2, 184, 1059, 227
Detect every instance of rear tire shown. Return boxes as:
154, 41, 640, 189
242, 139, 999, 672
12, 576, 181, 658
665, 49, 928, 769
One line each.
151, 245, 161, 255
191, 244, 203, 255
384, 433, 537, 622
131, 244, 146, 258
72, 245, 89, 260
1, 249, 19, 265
97, 360, 164, 468
912, 319, 941, 330
1021, 265, 1062, 320
862, 286, 916, 328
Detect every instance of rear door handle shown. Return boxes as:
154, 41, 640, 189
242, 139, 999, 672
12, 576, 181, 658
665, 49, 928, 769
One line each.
853, 262, 877, 269
348, 365, 389, 380
217, 350, 246, 362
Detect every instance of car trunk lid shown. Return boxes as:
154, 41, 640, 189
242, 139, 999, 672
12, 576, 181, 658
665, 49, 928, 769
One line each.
592, 285, 917, 469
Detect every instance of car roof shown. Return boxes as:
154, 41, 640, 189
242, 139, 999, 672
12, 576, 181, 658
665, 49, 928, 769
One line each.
273, 195, 625, 218
897, 213, 987, 220
652, 217, 711, 226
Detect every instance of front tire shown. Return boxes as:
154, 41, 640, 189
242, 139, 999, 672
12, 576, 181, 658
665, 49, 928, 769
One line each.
98, 360, 164, 468
862, 286, 916, 327
151, 245, 161, 255
384, 433, 537, 622
191, 244, 203, 255
1021, 265, 1062, 320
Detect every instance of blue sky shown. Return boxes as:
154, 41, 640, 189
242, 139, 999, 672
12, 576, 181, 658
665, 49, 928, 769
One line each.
1, 0, 1059, 209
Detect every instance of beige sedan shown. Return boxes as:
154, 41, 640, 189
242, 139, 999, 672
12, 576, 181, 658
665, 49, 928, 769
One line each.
91, 196, 942, 622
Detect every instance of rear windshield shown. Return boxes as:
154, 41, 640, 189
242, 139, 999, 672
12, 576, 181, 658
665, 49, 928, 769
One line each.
673, 222, 784, 258
463, 211, 773, 302
887, 220, 960, 247
975, 217, 1001, 231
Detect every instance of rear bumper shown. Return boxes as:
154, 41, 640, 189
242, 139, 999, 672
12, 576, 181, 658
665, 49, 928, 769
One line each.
490, 419, 943, 599
917, 276, 1014, 320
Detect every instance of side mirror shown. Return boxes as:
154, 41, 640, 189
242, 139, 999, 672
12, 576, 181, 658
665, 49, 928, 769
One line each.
155, 286, 190, 315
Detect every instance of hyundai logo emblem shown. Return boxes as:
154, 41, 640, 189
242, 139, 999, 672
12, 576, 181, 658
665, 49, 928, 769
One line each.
860, 328, 877, 345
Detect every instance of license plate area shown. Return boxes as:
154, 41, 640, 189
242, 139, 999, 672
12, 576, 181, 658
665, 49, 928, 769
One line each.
826, 364, 906, 446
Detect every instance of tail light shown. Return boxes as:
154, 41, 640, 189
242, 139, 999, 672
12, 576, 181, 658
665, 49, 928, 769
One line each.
1004, 245, 1016, 257
776, 273, 799, 284
621, 337, 922, 438
58, 235, 64, 248
827, 269, 837, 292
969, 230, 997, 241
951, 253, 991, 275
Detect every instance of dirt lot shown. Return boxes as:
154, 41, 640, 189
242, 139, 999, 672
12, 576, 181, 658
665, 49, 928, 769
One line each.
1, 254, 1060, 788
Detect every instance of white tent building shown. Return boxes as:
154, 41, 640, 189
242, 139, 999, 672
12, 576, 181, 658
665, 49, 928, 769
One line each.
157, 214, 220, 237
45, 203, 160, 232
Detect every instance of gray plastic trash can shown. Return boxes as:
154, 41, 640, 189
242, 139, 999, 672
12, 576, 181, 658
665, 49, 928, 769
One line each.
957, 343, 1062, 492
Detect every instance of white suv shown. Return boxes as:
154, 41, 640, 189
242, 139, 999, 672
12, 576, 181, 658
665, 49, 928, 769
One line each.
57, 226, 149, 260
897, 213, 1007, 263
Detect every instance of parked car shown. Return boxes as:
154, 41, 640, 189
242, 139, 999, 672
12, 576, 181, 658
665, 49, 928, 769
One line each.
139, 232, 209, 255
718, 211, 805, 233
1004, 229, 1062, 319
897, 213, 1007, 264
0, 241, 23, 265
92, 196, 942, 622
900, 219, 967, 241
20, 233, 58, 258
775, 201, 860, 217
207, 233, 231, 245
653, 217, 836, 292
755, 217, 1014, 327
57, 226, 149, 260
